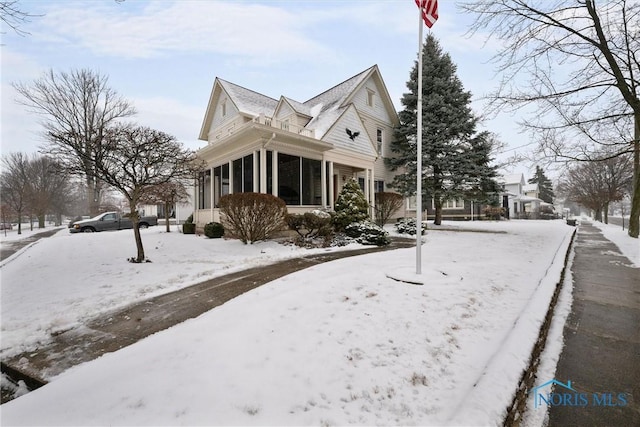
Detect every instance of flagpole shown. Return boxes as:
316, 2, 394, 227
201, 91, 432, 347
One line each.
416, 7, 423, 275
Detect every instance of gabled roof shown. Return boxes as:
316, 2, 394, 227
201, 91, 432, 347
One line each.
282, 97, 312, 117
200, 65, 398, 142
500, 173, 525, 185
218, 79, 278, 117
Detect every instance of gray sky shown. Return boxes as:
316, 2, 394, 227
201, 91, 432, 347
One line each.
1, 0, 535, 176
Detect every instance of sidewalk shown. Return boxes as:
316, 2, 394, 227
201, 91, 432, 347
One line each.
548, 221, 640, 426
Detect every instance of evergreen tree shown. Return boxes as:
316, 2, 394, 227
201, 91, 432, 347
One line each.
386, 34, 500, 224
528, 166, 555, 203
332, 179, 369, 231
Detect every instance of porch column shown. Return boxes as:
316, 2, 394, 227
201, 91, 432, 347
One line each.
321, 158, 327, 207
228, 161, 234, 194
253, 151, 259, 192
209, 166, 214, 219
368, 168, 375, 220
259, 148, 267, 193
328, 161, 334, 210
272, 150, 278, 197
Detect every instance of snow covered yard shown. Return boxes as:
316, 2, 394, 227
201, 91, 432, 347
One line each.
1, 220, 575, 426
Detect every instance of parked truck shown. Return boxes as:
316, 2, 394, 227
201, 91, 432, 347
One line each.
69, 212, 158, 233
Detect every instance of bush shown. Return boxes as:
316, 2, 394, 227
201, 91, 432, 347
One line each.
394, 218, 426, 235
286, 210, 332, 244
345, 221, 390, 246
483, 206, 504, 220
333, 179, 370, 231
374, 192, 404, 226
219, 193, 287, 244
204, 222, 224, 238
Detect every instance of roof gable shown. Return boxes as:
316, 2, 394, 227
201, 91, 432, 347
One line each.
321, 105, 377, 157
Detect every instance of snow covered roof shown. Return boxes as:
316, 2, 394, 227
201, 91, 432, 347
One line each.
500, 174, 525, 185
218, 79, 278, 117
523, 183, 538, 192
282, 97, 312, 117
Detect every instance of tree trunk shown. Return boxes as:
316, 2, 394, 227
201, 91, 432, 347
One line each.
165, 201, 171, 233
595, 207, 602, 222
629, 114, 639, 238
603, 202, 609, 224
128, 207, 145, 263
434, 198, 443, 225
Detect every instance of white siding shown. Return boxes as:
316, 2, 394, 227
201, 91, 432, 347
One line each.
209, 95, 239, 137
275, 101, 294, 120
322, 107, 376, 156
352, 77, 392, 124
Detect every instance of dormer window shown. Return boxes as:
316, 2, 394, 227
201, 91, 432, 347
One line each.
366, 89, 375, 107
222, 99, 227, 117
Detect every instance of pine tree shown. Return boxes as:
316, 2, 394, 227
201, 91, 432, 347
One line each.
386, 34, 500, 224
332, 179, 369, 231
528, 166, 555, 203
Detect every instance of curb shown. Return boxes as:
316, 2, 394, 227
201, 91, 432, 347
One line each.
502, 228, 577, 426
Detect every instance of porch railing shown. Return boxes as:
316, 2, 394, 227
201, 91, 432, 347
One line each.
253, 114, 315, 138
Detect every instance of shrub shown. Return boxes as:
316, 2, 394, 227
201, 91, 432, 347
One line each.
219, 193, 287, 244
185, 214, 193, 224
483, 206, 504, 220
286, 210, 332, 244
374, 192, 404, 226
394, 218, 426, 235
204, 222, 224, 238
333, 179, 370, 231
345, 221, 390, 246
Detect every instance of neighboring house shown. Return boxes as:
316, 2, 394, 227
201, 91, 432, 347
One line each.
194, 65, 408, 228
423, 198, 487, 221
499, 173, 542, 219
140, 186, 195, 225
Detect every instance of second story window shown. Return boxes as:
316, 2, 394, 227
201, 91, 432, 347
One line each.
367, 89, 375, 107
376, 128, 383, 155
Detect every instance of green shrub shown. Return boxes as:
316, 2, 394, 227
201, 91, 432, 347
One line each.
332, 179, 370, 231
185, 213, 194, 224
219, 193, 287, 244
204, 222, 224, 238
182, 223, 196, 234
394, 218, 426, 235
345, 221, 390, 246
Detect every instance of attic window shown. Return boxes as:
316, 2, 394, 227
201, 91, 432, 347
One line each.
366, 89, 375, 107
222, 99, 227, 117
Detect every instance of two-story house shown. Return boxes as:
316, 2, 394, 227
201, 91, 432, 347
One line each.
193, 65, 407, 228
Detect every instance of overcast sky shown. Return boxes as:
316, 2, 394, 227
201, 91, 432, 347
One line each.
1, 0, 535, 176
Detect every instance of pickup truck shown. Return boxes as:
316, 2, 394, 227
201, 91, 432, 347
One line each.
69, 212, 158, 233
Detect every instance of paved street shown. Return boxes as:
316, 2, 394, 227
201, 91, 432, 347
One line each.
548, 222, 639, 426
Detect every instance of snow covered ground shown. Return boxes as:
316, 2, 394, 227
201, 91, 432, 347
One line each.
0, 219, 603, 425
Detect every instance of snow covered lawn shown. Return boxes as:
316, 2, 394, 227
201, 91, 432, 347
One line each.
2, 220, 575, 426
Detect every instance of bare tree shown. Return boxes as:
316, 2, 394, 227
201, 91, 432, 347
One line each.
13, 69, 136, 216
1, 153, 30, 234
140, 181, 191, 232
0, 0, 40, 36
92, 125, 199, 263
558, 154, 633, 222
24, 155, 72, 228
462, 0, 640, 237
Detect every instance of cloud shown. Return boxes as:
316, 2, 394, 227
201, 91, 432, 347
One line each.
34, 1, 337, 64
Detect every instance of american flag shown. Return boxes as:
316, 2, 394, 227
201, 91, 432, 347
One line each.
415, 0, 438, 28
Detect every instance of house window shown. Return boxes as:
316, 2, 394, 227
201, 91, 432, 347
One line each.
442, 199, 465, 209
277, 153, 321, 205
374, 180, 384, 193
213, 164, 229, 207
367, 89, 375, 107
232, 154, 254, 194
407, 195, 417, 211
198, 170, 212, 209
267, 151, 273, 194
376, 128, 383, 155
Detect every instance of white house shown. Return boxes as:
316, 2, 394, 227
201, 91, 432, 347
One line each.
500, 173, 542, 219
193, 65, 409, 228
